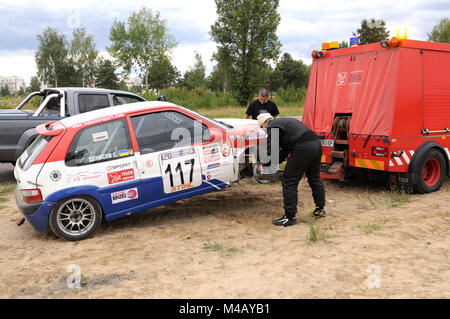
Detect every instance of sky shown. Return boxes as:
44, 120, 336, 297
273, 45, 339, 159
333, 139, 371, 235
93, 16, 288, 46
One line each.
0, 0, 449, 85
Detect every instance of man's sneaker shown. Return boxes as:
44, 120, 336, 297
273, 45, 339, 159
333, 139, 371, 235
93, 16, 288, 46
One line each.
312, 208, 326, 219
272, 215, 297, 227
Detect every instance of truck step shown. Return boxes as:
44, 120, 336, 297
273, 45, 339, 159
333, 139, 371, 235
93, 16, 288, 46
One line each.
330, 151, 346, 159
335, 139, 349, 145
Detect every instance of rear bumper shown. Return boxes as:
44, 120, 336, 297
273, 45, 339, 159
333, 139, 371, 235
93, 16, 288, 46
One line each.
15, 188, 53, 232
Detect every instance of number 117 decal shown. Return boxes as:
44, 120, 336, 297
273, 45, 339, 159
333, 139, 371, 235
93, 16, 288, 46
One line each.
160, 148, 202, 194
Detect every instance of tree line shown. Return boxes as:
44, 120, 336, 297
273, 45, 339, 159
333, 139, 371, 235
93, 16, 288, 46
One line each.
3, 1, 450, 108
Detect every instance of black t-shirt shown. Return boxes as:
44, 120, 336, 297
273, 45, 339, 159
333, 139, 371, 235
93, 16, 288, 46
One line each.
245, 99, 280, 120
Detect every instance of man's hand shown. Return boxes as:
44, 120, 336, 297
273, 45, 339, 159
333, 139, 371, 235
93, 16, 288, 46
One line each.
257, 163, 263, 174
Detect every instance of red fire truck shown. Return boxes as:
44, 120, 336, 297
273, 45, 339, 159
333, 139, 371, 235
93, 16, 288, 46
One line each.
302, 37, 450, 193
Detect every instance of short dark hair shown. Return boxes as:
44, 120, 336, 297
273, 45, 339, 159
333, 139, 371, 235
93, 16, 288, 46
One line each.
259, 88, 269, 98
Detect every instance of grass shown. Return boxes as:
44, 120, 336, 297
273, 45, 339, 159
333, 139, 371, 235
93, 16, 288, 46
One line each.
0, 185, 14, 194
306, 217, 333, 243
358, 222, 382, 234
193, 105, 303, 119
357, 189, 378, 210
0, 198, 8, 203
0, 96, 40, 110
382, 185, 411, 207
203, 241, 244, 257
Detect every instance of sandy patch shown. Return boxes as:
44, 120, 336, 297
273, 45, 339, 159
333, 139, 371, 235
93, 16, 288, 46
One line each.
0, 177, 449, 298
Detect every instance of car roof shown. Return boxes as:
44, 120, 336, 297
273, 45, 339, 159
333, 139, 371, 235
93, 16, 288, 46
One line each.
60, 101, 177, 128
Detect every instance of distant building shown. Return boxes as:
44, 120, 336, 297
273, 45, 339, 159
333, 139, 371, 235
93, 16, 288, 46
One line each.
120, 76, 143, 89
0, 75, 25, 94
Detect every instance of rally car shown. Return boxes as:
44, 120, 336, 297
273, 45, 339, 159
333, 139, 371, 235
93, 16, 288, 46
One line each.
14, 101, 264, 241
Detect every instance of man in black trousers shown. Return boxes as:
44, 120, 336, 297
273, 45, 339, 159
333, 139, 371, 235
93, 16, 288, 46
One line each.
256, 113, 326, 226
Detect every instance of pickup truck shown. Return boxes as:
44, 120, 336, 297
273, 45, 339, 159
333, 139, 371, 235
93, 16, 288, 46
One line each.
0, 87, 146, 164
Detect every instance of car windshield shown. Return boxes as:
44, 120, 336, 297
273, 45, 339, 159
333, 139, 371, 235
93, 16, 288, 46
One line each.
19, 135, 52, 171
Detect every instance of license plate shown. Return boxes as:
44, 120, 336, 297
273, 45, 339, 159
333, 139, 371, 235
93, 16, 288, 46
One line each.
321, 140, 334, 147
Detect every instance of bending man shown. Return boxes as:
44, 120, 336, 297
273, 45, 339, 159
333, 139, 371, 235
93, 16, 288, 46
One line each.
256, 113, 326, 227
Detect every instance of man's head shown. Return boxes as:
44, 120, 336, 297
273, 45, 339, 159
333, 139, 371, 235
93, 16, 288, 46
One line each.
257, 113, 273, 128
258, 88, 270, 105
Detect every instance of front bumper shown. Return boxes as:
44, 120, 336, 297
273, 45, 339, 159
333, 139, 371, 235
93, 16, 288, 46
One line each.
15, 188, 54, 232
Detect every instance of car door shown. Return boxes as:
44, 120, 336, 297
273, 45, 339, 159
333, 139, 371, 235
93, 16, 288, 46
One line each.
130, 109, 232, 206
59, 118, 142, 216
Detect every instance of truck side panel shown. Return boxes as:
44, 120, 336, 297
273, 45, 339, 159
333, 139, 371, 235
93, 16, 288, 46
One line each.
424, 50, 450, 132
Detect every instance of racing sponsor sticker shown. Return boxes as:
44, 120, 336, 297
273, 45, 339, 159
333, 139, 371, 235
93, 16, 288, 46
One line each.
65, 171, 103, 184
204, 154, 220, 164
50, 170, 62, 182
106, 162, 132, 172
107, 169, 135, 185
111, 188, 138, 204
203, 144, 221, 164
92, 131, 109, 142
89, 152, 119, 163
118, 149, 130, 157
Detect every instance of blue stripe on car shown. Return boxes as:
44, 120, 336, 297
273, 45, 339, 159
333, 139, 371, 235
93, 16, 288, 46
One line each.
23, 176, 228, 232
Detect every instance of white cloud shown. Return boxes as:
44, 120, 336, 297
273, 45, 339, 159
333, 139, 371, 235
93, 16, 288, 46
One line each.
0, 50, 36, 85
1, 0, 449, 85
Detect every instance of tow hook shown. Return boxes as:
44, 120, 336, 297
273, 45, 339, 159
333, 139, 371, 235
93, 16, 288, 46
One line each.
392, 150, 404, 158
17, 217, 26, 226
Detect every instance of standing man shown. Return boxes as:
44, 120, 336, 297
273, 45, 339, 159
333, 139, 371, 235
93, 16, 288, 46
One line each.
245, 88, 280, 120
256, 113, 326, 227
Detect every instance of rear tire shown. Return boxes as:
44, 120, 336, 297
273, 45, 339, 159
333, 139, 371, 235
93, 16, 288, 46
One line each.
413, 149, 446, 194
48, 196, 102, 241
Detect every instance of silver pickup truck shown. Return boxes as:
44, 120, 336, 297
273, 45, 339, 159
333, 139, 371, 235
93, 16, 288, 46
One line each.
0, 87, 146, 164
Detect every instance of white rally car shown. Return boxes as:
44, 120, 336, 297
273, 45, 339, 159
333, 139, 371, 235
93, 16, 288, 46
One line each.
14, 101, 265, 241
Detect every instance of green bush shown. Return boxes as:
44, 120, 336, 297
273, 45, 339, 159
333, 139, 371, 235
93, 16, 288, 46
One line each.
272, 86, 306, 106
142, 87, 238, 110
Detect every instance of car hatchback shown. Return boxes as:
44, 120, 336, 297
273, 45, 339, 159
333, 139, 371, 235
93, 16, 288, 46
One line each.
14, 101, 263, 241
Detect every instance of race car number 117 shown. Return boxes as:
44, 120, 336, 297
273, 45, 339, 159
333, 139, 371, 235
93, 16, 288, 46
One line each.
159, 147, 202, 194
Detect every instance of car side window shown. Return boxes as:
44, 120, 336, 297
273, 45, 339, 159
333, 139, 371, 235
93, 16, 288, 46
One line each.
130, 111, 211, 155
113, 94, 144, 105
78, 94, 110, 113
65, 119, 133, 167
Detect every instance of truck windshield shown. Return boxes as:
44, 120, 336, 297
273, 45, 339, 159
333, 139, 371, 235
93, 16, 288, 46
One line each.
18, 135, 52, 171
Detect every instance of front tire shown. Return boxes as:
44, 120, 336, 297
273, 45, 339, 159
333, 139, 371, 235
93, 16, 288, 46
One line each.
49, 196, 102, 241
413, 149, 446, 194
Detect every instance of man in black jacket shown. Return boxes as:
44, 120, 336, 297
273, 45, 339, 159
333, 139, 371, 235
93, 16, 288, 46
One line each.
245, 88, 280, 120
256, 113, 326, 226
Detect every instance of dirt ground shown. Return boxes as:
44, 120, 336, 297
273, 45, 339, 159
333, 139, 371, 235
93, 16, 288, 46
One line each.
0, 174, 450, 299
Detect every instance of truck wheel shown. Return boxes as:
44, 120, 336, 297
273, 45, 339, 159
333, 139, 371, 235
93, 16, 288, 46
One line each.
413, 149, 446, 194
49, 196, 102, 241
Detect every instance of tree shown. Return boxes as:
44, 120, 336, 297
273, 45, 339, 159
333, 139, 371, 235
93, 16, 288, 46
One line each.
353, 18, 390, 45
428, 18, 450, 43
210, 0, 282, 106
0, 86, 10, 97
340, 41, 349, 48
95, 59, 119, 89
108, 7, 177, 90
29, 76, 41, 92
146, 55, 180, 93
273, 53, 309, 89
71, 27, 98, 87
183, 51, 206, 90
35, 27, 71, 87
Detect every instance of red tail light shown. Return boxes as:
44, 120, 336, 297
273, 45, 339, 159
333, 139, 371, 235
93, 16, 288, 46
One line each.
20, 189, 43, 204
372, 147, 389, 157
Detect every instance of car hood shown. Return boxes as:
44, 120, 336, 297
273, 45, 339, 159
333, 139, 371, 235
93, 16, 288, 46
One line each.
215, 118, 266, 147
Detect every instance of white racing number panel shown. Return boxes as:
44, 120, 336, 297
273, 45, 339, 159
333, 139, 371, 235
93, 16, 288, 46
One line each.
159, 147, 202, 194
